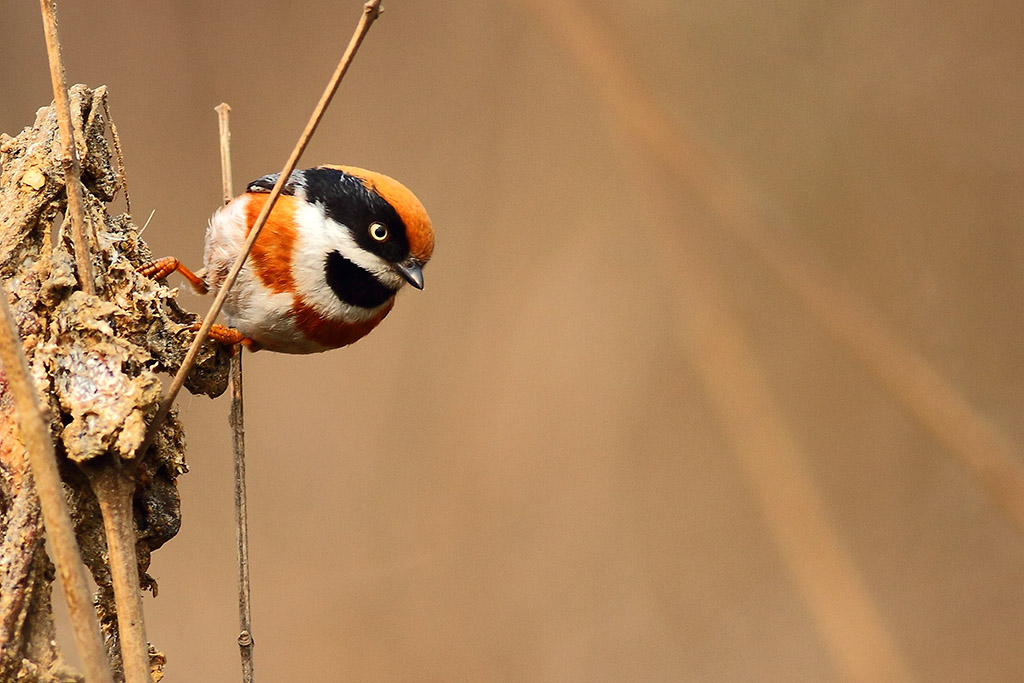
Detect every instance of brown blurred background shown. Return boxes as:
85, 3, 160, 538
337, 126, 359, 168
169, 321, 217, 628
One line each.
3, 1, 1023, 681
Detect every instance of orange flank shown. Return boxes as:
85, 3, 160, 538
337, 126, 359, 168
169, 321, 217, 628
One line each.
244, 193, 299, 295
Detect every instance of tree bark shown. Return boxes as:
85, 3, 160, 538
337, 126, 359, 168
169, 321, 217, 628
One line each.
0, 85, 229, 681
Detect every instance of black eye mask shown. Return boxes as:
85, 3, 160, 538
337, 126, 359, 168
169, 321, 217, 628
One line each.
302, 168, 412, 264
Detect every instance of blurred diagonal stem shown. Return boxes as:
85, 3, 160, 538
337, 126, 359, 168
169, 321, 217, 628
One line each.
517, 1, 930, 681
216, 101, 256, 683
519, 1, 1024, 531
139, 0, 384, 458
527, 0, 1024, 676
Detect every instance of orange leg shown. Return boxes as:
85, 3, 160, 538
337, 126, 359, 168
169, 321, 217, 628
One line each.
189, 322, 260, 351
138, 257, 209, 295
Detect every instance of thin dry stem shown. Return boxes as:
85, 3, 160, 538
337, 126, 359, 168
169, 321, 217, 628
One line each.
103, 98, 131, 217
39, 0, 96, 296
0, 288, 113, 683
216, 104, 234, 207
139, 0, 383, 457
230, 346, 253, 683
217, 102, 255, 683
87, 466, 150, 683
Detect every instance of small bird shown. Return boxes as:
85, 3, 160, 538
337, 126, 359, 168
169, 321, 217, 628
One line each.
139, 165, 434, 353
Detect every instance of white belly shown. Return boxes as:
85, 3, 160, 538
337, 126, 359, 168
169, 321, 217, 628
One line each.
204, 196, 330, 353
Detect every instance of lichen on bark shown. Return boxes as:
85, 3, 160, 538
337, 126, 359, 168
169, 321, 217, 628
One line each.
0, 85, 229, 681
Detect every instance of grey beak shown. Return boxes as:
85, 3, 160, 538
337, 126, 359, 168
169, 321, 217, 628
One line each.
395, 261, 424, 290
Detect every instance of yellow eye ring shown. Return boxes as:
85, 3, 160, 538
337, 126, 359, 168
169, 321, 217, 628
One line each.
370, 222, 389, 242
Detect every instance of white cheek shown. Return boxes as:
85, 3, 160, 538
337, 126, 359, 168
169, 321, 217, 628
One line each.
290, 201, 398, 322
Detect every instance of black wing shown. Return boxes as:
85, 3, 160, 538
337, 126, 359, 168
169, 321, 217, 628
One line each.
245, 170, 306, 195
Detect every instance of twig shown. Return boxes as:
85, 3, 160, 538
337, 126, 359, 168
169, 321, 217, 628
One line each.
0, 287, 113, 683
138, 0, 383, 458
102, 96, 131, 216
138, 209, 156, 237
86, 466, 150, 683
216, 102, 256, 683
38, 0, 95, 296
216, 104, 234, 206
230, 347, 253, 682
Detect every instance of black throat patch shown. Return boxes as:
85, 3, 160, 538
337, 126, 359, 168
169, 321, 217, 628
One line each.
324, 251, 396, 309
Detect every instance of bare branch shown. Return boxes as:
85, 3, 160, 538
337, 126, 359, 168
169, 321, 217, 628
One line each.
216, 104, 234, 207
216, 102, 255, 683
2, 83, 229, 682
102, 97, 131, 217
86, 467, 150, 683
38, 0, 96, 296
230, 347, 253, 683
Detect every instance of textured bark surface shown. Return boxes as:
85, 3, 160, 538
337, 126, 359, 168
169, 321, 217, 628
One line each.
0, 85, 229, 681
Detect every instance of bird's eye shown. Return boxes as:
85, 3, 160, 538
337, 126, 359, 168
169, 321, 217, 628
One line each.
369, 222, 389, 242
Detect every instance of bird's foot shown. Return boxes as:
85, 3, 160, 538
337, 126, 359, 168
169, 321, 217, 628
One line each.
138, 256, 209, 295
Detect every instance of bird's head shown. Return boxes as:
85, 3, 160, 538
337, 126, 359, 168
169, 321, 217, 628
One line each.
250, 165, 433, 314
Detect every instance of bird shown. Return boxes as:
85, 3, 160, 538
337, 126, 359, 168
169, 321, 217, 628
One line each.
139, 165, 434, 353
